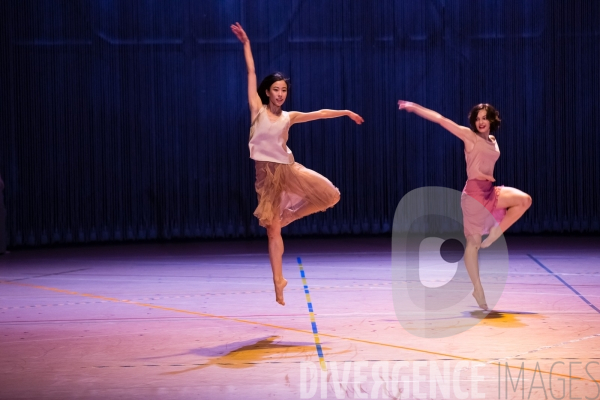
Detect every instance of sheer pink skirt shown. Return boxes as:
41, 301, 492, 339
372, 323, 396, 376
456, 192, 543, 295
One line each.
254, 161, 340, 228
461, 179, 507, 237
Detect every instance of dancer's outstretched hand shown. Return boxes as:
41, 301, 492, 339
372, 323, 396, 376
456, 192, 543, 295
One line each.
230, 22, 249, 44
398, 100, 415, 112
349, 112, 364, 125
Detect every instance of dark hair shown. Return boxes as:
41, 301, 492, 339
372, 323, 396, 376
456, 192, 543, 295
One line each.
468, 104, 501, 133
257, 72, 290, 105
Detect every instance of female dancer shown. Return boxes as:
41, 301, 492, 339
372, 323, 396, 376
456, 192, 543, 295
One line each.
231, 23, 364, 305
398, 101, 531, 309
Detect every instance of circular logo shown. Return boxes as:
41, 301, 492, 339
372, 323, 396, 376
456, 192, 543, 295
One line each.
392, 186, 509, 338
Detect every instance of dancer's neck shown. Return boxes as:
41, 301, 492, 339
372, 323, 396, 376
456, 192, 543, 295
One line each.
478, 132, 492, 142
267, 103, 282, 116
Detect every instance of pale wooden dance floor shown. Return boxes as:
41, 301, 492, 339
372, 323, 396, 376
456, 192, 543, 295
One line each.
1, 236, 599, 399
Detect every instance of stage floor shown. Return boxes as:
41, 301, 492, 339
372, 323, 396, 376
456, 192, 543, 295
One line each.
1, 236, 599, 399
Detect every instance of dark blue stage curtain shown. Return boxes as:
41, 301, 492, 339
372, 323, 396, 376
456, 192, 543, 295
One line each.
0, 1, 598, 247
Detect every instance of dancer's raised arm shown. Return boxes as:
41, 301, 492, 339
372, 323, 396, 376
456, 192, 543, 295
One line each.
398, 100, 476, 148
231, 22, 262, 120
289, 109, 364, 126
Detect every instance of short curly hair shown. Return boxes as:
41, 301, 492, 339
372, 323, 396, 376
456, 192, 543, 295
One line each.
468, 104, 501, 133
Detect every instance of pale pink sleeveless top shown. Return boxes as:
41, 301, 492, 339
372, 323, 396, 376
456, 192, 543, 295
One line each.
248, 106, 294, 164
465, 135, 500, 182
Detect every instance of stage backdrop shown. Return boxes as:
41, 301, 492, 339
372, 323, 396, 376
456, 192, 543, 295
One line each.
0, 1, 598, 247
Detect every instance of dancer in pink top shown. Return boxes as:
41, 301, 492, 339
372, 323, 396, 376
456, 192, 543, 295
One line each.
231, 23, 364, 306
398, 101, 532, 310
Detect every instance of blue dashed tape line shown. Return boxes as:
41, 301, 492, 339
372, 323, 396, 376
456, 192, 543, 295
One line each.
297, 257, 326, 371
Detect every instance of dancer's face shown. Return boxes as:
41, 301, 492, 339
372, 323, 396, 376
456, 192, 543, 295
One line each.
266, 81, 288, 108
475, 109, 490, 134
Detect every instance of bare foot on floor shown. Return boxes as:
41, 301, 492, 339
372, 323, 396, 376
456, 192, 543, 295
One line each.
472, 290, 488, 310
481, 225, 503, 248
274, 278, 288, 306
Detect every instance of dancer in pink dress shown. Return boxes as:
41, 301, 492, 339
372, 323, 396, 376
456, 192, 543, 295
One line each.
231, 23, 364, 305
398, 101, 532, 309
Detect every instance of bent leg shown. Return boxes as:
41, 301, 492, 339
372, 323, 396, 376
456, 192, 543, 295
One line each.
279, 164, 340, 226
482, 187, 532, 248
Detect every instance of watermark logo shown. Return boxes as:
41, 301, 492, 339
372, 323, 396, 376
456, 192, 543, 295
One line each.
300, 360, 487, 399
298, 360, 600, 399
391, 187, 509, 338
497, 361, 599, 400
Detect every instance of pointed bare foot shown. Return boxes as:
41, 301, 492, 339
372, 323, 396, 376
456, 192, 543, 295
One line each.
472, 291, 488, 310
274, 278, 288, 306
481, 225, 503, 248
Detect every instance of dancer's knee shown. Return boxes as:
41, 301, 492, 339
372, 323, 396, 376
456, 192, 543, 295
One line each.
333, 193, 341, 207
329, 189, 341, 207
466, 234, 482, 249
266, 224, 281, 241
521, 194, 532, 209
